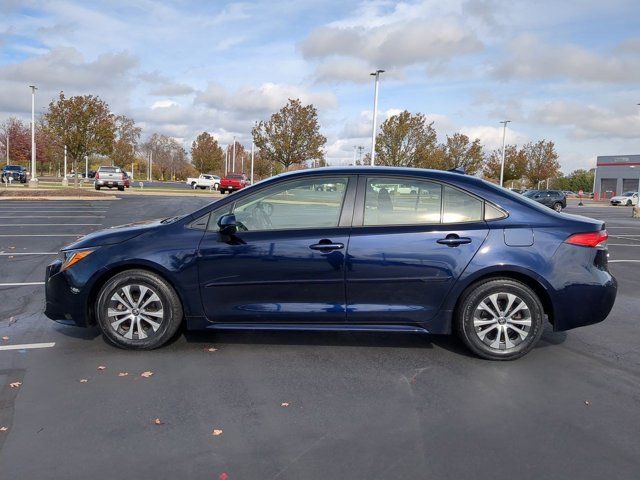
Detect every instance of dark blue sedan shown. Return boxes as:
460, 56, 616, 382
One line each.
44, 167, 617, 360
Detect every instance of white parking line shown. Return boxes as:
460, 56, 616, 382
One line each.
0, 282, 45, 286
608, 243, 640, 247
609, 260, 640, 263
0, 223, 101, 226
0, 234, 83, 237
0, 215, 105, 218
0, 342, 55, 351
0, 252, 57, 255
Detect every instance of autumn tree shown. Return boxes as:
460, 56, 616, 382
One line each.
439, 133, 484, 174
0, 118, 31, 166
483, 144, 528, 183
191, 132, 224, 174
111, 115, 141, 168
43, 92, 116, 186
373, 110, 438, 167
523, 140, 560, 186
553, 169, 594, 192
143, 133, 191, 181
252, 98, 326, 171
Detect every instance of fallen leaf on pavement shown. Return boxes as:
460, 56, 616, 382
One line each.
8, 246, 15, 250
79, 379, 88, 383
153, 418, 163, 425
2, 336, 8, 341
584, 400, 591, 406
118, 372, 129, 377
9, 382, 21, 388
212, 429, 223, 436
97, 365, 106, 371
281, 402, 290, 407
0, 426, 8, 432
206, 347, 218, 352
219, 473, 229, 480
140, 371, 154, 378
8, 316, 16, 325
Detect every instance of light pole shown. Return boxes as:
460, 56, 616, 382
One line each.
250, 142, 255, 184
232, 136, 236, 173
224, 148, 228, 176
369, 69, 384, 166
62, 145, 68, 186
499, 120, 511, 187
5, 130, 8, 165
29, 85, 38, 187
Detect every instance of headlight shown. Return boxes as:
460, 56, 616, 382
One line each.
60, 248, 96, 271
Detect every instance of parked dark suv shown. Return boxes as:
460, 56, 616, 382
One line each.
1, 165, 28, 183
523, 190, 566, 212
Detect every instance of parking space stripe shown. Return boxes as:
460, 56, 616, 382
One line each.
0, 282, 45, 286
0, 342, 56, 351
608, 243, 640, 247
0, 234, 83, 237
0, 223, 101, 226
0, 252, 57, 255
0, 215, 105, 218
609, 259, 640, 262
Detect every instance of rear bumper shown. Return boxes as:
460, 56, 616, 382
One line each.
95, 179, 124, 187
44, 260, 90, 327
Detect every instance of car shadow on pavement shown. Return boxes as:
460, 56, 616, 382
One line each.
52, 323, 101, 340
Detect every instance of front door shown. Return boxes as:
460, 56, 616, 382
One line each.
197, 175, 355, 323
345, 176, 489, 325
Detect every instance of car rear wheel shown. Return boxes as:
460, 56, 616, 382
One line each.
552, 202, 563, 212
95, 270, 183, 350
95, 185, 100, 190
456, 278, 545, 360
626, 200, 632, 206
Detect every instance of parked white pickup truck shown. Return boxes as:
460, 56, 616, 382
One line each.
186, 174, 221, 190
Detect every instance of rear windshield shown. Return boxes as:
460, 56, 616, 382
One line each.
523, 190, 538, 197
227, 174, 243, 179
622, 191, 636, 196
98, 166, 122, 173
4, 166, 22, 171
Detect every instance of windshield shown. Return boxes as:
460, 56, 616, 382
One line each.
99, 166, 122, 173
523, 190, 539, 198
622, 191, 636, 196
4, 166, 22, 171
227, 174, 243, 179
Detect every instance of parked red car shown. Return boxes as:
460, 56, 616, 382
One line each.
219, 173, 249, 194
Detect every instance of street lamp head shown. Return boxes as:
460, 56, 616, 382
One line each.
370, 69, 385, 76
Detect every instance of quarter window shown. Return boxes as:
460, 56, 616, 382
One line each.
230, 177, 349, 231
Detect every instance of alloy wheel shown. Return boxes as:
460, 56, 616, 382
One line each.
107, 284, 164, 340
472, 292, 532, 350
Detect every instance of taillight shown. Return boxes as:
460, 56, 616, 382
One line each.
565, 230, 608, 248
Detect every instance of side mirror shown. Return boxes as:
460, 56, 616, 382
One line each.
217, 213, 237, 235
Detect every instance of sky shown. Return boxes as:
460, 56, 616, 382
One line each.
1, 0, 639, 172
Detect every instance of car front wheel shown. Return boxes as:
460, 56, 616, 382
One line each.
456, 278, 545, 360
95, 269, 183, 349
553, 202, 563, 212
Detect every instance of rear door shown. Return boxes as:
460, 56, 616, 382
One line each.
345, 175, 489, 325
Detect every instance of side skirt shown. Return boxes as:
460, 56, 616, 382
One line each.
203, 323, 430, 333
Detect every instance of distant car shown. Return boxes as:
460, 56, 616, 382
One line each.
94, 166, 126, 191
610, 191, 639, 206
220, 173, 249, 194
523, 190, 566, 212
509, 188, 525, 195
562, 191, 578, 197
87, 170, 97, 179
186, 174, 221, 190
1, 165, 28, 183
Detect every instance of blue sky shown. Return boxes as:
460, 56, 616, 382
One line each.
1, 0, 639, 172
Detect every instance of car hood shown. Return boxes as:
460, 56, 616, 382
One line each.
62, 218, 165, 250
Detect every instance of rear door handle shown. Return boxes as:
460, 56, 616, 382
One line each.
309, 241, 344, 252
437, 235, 472, 246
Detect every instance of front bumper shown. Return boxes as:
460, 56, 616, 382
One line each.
44, 260, 90, 327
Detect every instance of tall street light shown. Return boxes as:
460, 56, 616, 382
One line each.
499, 120, 511, 187
29, 85, 38, 187
369, 70, 384, 166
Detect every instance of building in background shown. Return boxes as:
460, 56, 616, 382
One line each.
594, 155, 640, 200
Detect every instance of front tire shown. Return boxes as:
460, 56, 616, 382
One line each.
626, 200, 632, 206
553, 202, 563, 212
455, 278, 545, 360
95, 270, 183, 350
95, 185, 100, 190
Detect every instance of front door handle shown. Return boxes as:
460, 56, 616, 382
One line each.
437, 235, 472, 247
309, 240, 344, 252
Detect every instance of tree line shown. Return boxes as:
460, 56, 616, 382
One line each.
0, 92, 582, 188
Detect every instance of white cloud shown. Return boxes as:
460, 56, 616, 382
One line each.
459, 125, 529, 151
151, 100, 179, 109
494, 34, 640, 83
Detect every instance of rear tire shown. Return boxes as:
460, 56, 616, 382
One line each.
118, 186, 125, 191
220, 189, 226, 194
455, 278, 545, 360
95, 185, 100, 190
95, 270, 183, 350
626, 200, 632, 206
553, 202, 563, 212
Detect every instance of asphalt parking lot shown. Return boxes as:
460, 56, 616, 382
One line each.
0, 197, 639, 479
